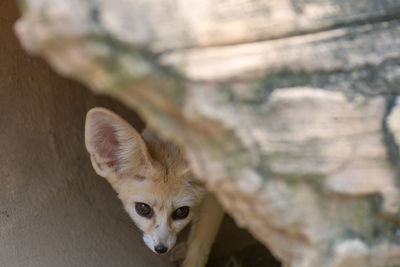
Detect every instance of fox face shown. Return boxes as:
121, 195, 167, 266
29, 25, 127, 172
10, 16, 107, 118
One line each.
85, 108, 205, 254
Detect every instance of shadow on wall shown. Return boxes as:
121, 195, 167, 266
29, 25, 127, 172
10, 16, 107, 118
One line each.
0, 1, 280, 266
0, 2, 166, 266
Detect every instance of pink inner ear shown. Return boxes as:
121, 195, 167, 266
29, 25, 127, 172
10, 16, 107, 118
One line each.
93, 121, 120, 160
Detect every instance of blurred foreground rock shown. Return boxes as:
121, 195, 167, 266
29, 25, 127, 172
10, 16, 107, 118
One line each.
15, 0, 400, 266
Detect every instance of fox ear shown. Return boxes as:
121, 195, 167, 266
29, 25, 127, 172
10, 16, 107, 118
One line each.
85, 108, 152, 180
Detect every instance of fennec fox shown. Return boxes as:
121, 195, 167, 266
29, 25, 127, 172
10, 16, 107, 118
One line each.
85, 107, 223, 266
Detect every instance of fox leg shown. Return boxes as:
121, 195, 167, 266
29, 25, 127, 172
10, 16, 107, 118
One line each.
181, 193, 224, 267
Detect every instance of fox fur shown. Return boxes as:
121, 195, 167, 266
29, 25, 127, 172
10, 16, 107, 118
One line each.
85, 107, 223, 267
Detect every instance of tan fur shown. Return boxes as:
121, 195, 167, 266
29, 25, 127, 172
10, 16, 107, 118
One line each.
85, 107, 223, 267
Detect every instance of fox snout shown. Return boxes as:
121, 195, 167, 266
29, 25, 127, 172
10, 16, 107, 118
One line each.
154, 244, 168, 254
143, 230, 177, 255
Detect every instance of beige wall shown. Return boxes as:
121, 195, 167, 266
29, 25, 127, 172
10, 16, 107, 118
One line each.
0, 2, 171, 266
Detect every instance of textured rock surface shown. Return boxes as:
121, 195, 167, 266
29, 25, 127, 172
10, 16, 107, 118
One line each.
15, 0, 400, 266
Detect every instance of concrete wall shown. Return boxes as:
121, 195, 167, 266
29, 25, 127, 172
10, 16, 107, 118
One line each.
0, 2, 171, 266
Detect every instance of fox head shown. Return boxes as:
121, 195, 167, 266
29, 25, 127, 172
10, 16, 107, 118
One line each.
85, 108, 205, 254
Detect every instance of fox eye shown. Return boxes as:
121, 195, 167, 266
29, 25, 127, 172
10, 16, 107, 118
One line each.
135, 203, 153, 218
172, 206, 189, 220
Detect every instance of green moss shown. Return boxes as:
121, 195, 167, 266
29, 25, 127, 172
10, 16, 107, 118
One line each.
255, 154, 325, 184
217, 63, 399, 108
17, 0, 28, 12
83, 34, 186, 107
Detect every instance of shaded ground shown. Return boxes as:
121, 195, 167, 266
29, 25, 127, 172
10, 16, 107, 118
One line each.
209, 244, 281, 267
209, 216, 281, 267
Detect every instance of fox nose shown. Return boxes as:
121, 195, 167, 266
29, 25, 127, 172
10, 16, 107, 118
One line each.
154, 244, 168, 254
